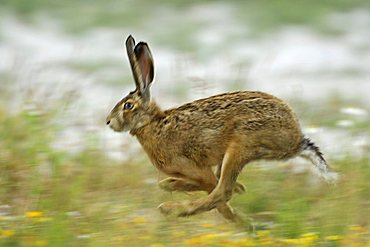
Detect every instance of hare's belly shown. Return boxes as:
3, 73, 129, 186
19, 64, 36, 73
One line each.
146, 141, 225, 175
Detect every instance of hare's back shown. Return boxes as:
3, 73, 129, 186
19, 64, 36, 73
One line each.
162, 91, 302, 160
156, 91, 303, 167
169, 91, 298, 129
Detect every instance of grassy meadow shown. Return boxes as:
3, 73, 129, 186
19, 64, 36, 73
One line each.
1, 0, 370, 246
0, 95, 370, 246
0, 104, 369, 246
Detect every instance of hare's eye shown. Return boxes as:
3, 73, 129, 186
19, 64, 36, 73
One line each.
123, 102, 134, 110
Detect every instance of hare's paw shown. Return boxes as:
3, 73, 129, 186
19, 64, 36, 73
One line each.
158, 177, 200, 192
158, 178, 178, 192
217, 203, 240, 222
234, 182, 246, 194
157, 201, 185, 215
177, 196, 217, 217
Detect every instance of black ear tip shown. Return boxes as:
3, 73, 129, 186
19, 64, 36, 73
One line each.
134, 42, 149, 53
126, 35, 135, 45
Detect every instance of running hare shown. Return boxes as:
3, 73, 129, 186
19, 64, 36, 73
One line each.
106, 35, 336, 221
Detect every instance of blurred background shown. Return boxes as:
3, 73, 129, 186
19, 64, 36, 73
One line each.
0, 0, 369, 246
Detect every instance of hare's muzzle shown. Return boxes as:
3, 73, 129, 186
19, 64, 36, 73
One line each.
106, 115, 124, 132
106, 115, 115, 130
106, 115, 112, 126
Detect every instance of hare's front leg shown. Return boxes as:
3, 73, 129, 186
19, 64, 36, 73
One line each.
178, 144, 246, 217
158, 177, 207, 192
160, 175, 246, 194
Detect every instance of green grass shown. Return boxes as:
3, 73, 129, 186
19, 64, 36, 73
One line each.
0, 103, 369, 246
236, 157, 370, 236
2, 0, 370, 47
1, 1, 369, 245
290, 94, 370, 134
235, 0, 370, 34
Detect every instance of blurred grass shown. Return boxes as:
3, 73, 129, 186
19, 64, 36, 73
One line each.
1, 0, 370, 50
235, 0, 370, 34
292, 95, 370, 135
1, 0, 370, 246
2, 0, 370, 30
0, 105, 369, 246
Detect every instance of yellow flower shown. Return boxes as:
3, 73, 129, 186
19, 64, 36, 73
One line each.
185, 234, 219, 245
200, 233, 219, 242
298, 232, 319, 246
238, 238, 256, 247
131, 217, 147, 224
281, 238, 300, 244
25, 211, 43, 218
349, 225, 366, 232
35, 240, 48, 246
37, 217, 52, 223
185, 237, 202, 245
325, 235, 342, 241
256, 230, 271, 238
138, 235, 152, 240
173, 230, 186, 237
150, 244, 165, 247
201, 223, 215, 228
1, 230, 15, 237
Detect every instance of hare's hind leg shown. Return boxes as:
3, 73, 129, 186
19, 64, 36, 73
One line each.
159, 198, 238, 221
157, 169, 240, 221
216, 164, 246, 194
216, 203, 240, 221
178, 143, 246, 218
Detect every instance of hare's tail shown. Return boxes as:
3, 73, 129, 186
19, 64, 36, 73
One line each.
299, 137, 338, 183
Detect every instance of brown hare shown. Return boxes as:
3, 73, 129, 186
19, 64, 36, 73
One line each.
106, 35, 337, 221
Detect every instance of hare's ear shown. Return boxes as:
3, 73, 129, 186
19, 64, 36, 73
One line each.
126, 35, 154, 101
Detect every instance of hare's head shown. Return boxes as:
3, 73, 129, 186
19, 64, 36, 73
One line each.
106, 35, 154, 132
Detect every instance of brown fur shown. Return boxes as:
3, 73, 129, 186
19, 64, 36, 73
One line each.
131, 91, 302, 173
106, 36, 309, 221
